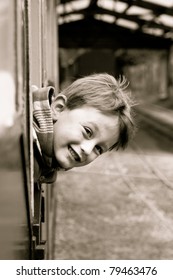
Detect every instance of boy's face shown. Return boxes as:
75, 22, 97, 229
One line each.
53, 105, 119, 170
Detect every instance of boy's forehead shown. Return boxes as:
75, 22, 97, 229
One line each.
62, 106, 119, 131
85, 108, 118, 126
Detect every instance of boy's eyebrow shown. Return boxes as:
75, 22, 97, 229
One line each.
87, 121, 99, 132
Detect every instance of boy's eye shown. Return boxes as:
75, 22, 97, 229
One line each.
84, 126, 92, 138
95, 145, 103, 155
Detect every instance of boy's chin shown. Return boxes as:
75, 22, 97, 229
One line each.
55, 155, 87, 170
63, 166, 73, 171
56, 159, 73, 171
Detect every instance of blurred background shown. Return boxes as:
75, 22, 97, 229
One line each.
55, 0, 173, 260
0, 0, 173, 260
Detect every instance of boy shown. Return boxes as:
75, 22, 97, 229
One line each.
33, 73, 135, 184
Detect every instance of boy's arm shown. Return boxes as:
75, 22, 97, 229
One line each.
33, 127, 58, 184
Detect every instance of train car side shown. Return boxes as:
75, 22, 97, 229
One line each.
0, 0, 58, 260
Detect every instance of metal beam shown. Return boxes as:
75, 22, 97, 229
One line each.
120, 0, 173, 17
59, 6, 173, 33
58, 18, 172, 49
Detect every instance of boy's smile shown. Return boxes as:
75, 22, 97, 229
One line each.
53, 106, 119, 170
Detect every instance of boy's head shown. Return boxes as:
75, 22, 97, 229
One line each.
51, 73, 135, 170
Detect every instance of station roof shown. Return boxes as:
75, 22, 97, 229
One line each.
57, 0, 173, 49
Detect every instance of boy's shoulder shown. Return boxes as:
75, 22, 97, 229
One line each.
33, 127, 58, 184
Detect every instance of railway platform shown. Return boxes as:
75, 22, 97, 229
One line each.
53, 104, 173, 260
135, 103, 173, 141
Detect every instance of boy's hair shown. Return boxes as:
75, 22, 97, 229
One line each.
55, 73, 136, 150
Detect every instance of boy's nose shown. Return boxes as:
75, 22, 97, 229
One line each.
80, 140, 95, 157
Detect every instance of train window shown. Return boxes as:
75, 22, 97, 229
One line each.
0, 1, 16, 128
29, 0, 59, 259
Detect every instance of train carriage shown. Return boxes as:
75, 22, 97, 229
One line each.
0, 0, 58, 260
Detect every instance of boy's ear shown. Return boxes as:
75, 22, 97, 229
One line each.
51, 94, 67, 121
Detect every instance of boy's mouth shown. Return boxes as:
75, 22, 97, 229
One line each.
68, 145, 81, 162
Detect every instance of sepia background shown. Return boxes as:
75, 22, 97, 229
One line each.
0, 0, 173, 260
